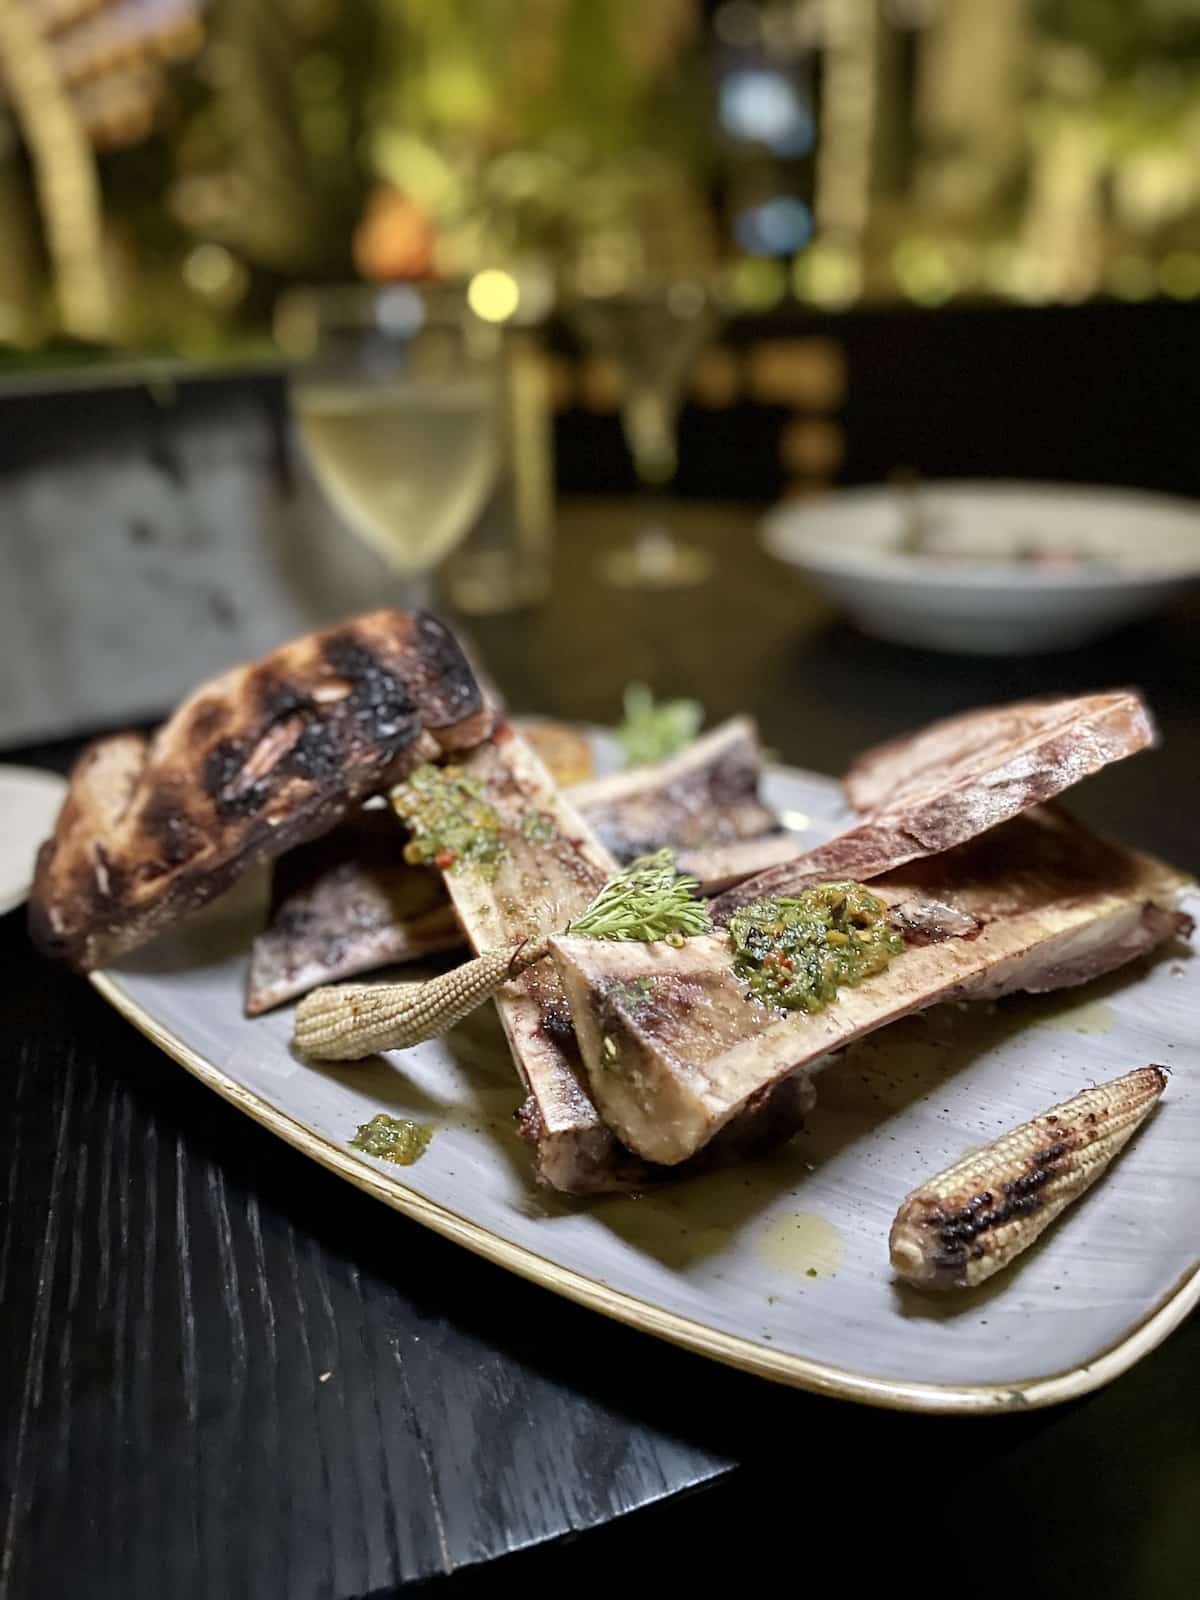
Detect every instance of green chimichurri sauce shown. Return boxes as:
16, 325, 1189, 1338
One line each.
521, 811, 557, 844
606, 977, 657, 1014
728, 882, 903, 1015
392, 764, 506, 875
350, 1113, 434, 1165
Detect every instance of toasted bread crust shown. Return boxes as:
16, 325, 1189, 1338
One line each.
30, 611, 491, 970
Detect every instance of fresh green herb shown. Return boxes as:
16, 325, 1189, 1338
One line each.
350, 1114, 434, 1165
569, 849, 711, 943
728, 883, 904, 1014
391, 763, 506, 875
615, 683, 704, 768
606, 976, 657, 1015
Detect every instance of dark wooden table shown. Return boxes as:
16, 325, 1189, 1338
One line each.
3, 500, 1198, 1599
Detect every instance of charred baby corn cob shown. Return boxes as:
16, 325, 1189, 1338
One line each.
292, 848, 710, 1061
890, 1065, 1168, 1291
293, 939, 548, 1060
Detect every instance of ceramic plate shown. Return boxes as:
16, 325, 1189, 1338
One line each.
763, 482, 1200, 654
91, 759, 1200, 1414
0, 766, 68, 915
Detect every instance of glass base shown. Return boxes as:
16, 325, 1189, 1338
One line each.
600, 527, 713, 590
444, 549, 549, 615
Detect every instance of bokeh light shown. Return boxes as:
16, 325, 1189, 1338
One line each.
720, 70, 813, 157
374, 286, 425, 336
892, 239, 958, 306
467, 269, 520, 323
734, 197, 812, 257
792, 242, 862, 309
725, 256, 788, 310
181, 242, 246, 307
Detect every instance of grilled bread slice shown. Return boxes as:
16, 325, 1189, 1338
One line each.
30, 610, 492, 970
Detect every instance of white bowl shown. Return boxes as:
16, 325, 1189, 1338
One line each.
762, 481, 1200, 654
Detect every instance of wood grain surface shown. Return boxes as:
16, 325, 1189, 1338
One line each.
0, 914, 740, 1596
3, 499, 1199, 1599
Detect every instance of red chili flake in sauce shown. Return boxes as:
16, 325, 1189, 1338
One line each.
435, 849, 457, 870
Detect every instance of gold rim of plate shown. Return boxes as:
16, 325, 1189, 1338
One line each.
90, 965, 1200, 1417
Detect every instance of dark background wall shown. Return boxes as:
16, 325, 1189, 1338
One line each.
0, 300, 1195, 747
555, 300, 1200, 500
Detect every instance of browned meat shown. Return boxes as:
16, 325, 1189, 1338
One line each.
30, 611, 492, 971
244, 810, 462, 1015
551, 807, 1191, 1166
711, 689, 1157, 920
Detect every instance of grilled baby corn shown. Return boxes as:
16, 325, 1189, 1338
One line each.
293, 939, 548, 1060
890, 1065, 1168, 1291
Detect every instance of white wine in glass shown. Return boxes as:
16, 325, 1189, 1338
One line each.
286, 286, 500, 609
294, 379, 498, 578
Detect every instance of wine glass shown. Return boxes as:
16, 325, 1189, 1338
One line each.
568, 282, 720, 588
280, 284, 501, 611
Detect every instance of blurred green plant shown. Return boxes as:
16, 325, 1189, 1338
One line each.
1031, 0, 1200, 149
1034, 0, 1200, 76
1023, 0, 1200, 289
173, 0, 376, 278
366, 0, 715, 278
614, 682, 704, 768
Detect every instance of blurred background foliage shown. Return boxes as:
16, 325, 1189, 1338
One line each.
1, 0, 1200, 362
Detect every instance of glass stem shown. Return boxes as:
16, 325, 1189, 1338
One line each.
393, 570, 436, 614
623, 388, 679, 493
620, 388, 678, 571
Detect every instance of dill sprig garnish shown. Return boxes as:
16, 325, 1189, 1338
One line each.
294, 849, 711, 1058
615, 684, 704, 768
569, 849, 711, 945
